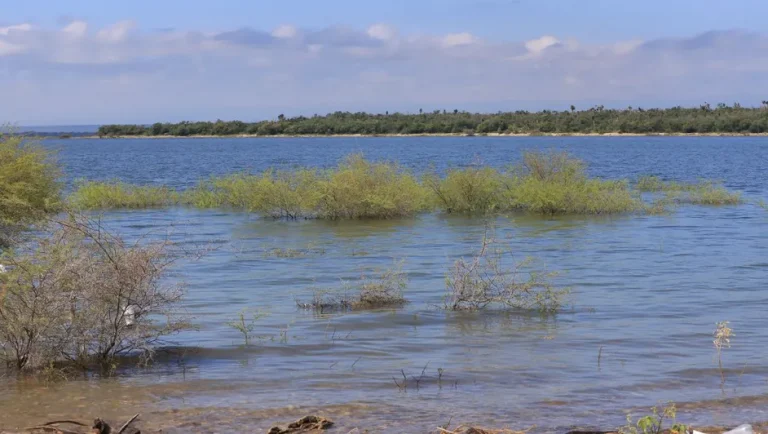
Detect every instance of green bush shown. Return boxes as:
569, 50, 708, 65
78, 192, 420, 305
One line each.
0, 135, 61, 229
316, 154, 429, 219
66, 153, 746, 217
636, 176, 742, 206
677, 183, 742, 205
425, 166, 505, 214
69, 181, 178, 209
429, 151, 642, 215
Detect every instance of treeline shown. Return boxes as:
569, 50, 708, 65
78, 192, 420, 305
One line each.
97, 104, 768, 137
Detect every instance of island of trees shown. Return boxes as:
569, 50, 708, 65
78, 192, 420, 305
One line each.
96, 103, 768, 137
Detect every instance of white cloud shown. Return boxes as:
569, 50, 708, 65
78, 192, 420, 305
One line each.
1, 22, 767, 124
613, 39, 643, 55
96, 20, 135, 43
0, 40, 25, 56
272, 25, 297, 39
367, 24, 396, 41
525, 35, 559, 54
0, 23, 33, 35
62, 20, 88, 38
441, 32, 479, 47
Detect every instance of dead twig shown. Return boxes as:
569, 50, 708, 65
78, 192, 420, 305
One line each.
24, 427, 81, 434
118, 413, 140, 434
42, 421, 88, 427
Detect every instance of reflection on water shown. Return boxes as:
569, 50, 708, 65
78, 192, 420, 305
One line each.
1, 137, 767, 432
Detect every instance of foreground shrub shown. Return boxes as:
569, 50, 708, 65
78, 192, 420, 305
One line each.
0, 214, 187, 371
0, 134, 61, 245
445, 228, 568, 312
69, 181, 178, 209
298, 261, 408, 312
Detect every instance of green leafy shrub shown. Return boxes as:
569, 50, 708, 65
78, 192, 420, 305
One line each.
0, 135, 61, 244
69, 181, 178, 209
316, 155, 429, 219
425, 166, 505, 214
620, 403, 687, 434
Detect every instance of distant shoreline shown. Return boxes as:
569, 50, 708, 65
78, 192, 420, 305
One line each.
70, 131, 768, 139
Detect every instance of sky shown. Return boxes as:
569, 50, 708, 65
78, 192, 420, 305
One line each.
2, 0, 767, 125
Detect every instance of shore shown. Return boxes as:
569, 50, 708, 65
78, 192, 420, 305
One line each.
67, 132, 768, 139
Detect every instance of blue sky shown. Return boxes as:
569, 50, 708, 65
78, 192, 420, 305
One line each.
1, 0, 767, 124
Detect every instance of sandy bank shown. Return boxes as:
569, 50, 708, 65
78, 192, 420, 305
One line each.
69, 132, 768, 140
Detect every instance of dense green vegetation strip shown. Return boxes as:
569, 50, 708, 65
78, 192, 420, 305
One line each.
69, 152, 743, 217
97, 104, 768, 137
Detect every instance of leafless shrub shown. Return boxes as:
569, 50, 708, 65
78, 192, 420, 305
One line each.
0, 213, 189, 372
298, 261, 408, 312
444, 226, 568, 312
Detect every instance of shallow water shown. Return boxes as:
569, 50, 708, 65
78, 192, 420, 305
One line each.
2, 136, 768, 432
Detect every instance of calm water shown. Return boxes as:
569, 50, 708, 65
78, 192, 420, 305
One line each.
2, 136, 768, 433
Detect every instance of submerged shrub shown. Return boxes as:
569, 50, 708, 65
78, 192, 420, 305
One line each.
636, 175, 666, 192
425, 166, 505, 214
183, 155, 427, 219
656, 183, 742, 206
681, 183, 742, 205
69, 181, 178, 209
503, 151, 641, 215
183, 170, 321, 218
298, 261, 408, 312
0, 214, 188, 371
427, 152, 641, 215
316, 154, 429, 219
0, 134, 61, 245
445, 227, 568, 312
65, 153, 746, 217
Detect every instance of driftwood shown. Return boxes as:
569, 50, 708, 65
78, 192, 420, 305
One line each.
22, 414, 140, 434
437, 425, 535, 434
267, 415, 334, 434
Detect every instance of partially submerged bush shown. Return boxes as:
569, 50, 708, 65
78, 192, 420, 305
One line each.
636, 176, 667, 192
69, 181, 178, 209
0, 134, 61, 245
428, 152, 642, 215
504, 151, 642, 215
183, 169, 320, 218
65, 153, 746, 217
0, 214, 187, 371
425, 166, 505, 214
185, 155, 428, 219
316, 155, 429, 219
298, 261, 408, 312
682, 183, 742, 205
655, 183, 742, 206
445, 228, 567, 312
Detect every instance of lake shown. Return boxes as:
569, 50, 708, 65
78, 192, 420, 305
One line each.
2, 136, 767, 433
